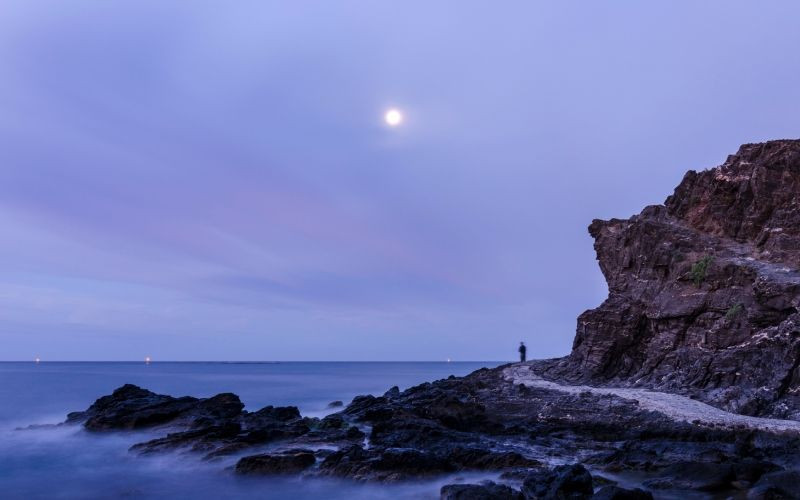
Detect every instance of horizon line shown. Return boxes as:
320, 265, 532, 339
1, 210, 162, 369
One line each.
0, 359, 513, 363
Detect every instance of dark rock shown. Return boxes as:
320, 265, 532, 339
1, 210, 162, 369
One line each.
733, 460, 783, 483
75, 384, 245, 431
319, 445, 374, 479
327, 400, 344, 408
538, 139, 800, 419
747, 470, 800, 499
441, 481, 523, 500
250, 405, 301, 422
643, 461, 734, 491
590, 486, 653, 500
318, 414, 346, 430
522, 464, 594, 499
446, 447, 541, 470
235, 450, 316, 475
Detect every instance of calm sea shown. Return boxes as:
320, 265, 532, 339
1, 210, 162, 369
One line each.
0, 361, 504, 499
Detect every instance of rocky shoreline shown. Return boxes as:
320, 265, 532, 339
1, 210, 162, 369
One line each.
59, 363, 800, 499
51, 139, 800, 499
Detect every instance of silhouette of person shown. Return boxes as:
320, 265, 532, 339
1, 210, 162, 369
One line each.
518, 342, 527, 362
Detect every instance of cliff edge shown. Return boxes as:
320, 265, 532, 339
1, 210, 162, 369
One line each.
539, 139, 800, 419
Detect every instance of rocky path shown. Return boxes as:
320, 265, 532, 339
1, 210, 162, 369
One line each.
505, 364, 800, 433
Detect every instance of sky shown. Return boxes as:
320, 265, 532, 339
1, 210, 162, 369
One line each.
1, 2, 800, 361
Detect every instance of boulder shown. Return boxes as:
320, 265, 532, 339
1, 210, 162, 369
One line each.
441, 481, 523, 500
522, 464, 594, 499
235, 450, 316, 475
643, 461, 734, 491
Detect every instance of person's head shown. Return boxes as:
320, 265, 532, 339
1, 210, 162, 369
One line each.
520, 342, 524, 345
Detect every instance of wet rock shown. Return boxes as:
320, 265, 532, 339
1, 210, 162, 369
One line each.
440, 481, 523, 500
747, 470, 800, 499
643, 461, 734, 491
318, 413, 346, 430
521, 464, 594, 499
590, 486, 653, 500
445, 447, 541, 470
327, 400, 344, 408
61, 350, 800, 494
732, 460, 783, 484
72, 384, 244, 431
235, 450, 316, 475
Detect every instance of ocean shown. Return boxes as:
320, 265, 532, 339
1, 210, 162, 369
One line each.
0, 361, 504, 499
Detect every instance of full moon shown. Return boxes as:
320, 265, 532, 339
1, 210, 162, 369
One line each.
384, 108, 403, 126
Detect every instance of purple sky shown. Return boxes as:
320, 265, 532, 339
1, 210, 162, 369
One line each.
2, 2, 800, 361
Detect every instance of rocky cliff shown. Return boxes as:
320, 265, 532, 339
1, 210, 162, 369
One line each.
540, 139, 800, 419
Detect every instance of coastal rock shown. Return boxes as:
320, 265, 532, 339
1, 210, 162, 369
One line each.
521, 464, 594, 499
643, 461, 734, 491
747, 470, 800, 499
440, 481, 523, 500
63, 361, 800, 496
235, 450, 316, 475
67, 384, 244, 431
538, 140, 800, 419
590, 486, 652, 500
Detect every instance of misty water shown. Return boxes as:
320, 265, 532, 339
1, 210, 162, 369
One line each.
0, 361, 504, 499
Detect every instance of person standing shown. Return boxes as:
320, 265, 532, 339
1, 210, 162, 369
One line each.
518, 342, 527, 362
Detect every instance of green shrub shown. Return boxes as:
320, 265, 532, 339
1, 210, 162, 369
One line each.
725, 303, 744, 320
690, 255, 713, 287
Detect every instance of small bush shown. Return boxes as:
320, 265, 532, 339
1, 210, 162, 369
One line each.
690, 255, 713, 287
726, 303, 744, 320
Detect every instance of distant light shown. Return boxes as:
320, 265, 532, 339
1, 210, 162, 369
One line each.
446, 358, 451, 363
384, 108, 403, 127
35, 357, 40, 364
145, 356, 151, 364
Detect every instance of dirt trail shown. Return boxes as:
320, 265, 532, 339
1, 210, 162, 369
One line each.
504, 364, 800, 433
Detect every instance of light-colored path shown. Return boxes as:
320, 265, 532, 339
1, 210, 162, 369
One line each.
504, 364, 800, 433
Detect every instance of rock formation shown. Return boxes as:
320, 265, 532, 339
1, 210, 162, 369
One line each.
540, 139, 800, 419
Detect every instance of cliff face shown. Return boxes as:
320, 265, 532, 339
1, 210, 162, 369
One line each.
542, 140, 800, 419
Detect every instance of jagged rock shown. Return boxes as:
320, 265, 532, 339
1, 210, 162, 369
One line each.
539, 140, 800, 419
235, 450, 316, 475
327, 400, 344, 408
68, 384, 244, 431
441, 481, 523, 499
521, 464, 594, 499
59, 364, 800, 495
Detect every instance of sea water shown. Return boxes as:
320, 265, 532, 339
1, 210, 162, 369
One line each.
0, 361, 503, 499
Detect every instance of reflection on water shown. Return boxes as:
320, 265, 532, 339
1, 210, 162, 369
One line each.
0, 362, 502, 499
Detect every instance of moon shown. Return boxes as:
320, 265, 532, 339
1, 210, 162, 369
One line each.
384, 108, 403, 127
